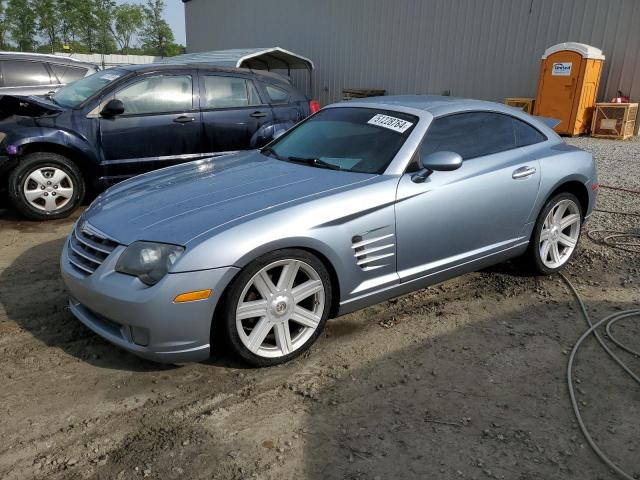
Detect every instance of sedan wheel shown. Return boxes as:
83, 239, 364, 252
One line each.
524, 192, 582, 275
223, 250, 332, 366
538, 199, 581, 269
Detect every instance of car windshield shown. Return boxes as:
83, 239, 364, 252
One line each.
51, 68, 128, 108
263, 107, 418, 174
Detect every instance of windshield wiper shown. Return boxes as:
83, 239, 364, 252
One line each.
287, 156, 342, 170
261, 146, 285, 161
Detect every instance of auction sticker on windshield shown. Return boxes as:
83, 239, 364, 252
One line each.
367, 114, 413, 133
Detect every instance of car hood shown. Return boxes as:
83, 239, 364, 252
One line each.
83, 151, 377, 246
0, 94, 64, 118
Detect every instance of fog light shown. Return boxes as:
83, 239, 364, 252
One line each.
174, 289, 212, 303
130, 326, 150, 346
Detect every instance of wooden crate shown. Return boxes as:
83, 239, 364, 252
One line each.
342, 88, 385, 101
591, 103, 638, 140
505, 97, 535, 114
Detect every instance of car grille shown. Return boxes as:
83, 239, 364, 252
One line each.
68, 222, 119, 275
351, 231, 395, 271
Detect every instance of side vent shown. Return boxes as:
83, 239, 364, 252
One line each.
351, 231, 395, 271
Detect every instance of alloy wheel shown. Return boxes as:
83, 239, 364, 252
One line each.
539, 199, 581, 269
23, 167, 75, 212
235, 259, 325, 358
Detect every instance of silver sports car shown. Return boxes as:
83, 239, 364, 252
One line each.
60, 96, 597, 366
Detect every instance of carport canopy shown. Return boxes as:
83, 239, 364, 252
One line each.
163, 47, 314, 74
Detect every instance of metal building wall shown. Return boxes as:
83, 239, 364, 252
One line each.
185, 0, 640, 107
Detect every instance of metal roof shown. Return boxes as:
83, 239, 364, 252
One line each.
542, 42, 605, 60
161, 47, 314, 71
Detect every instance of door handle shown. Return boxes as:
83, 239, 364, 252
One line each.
249, 111, 267, 118
173, 115, 195, 123
512, 166, 537, 179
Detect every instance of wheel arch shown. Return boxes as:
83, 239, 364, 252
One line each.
209, 242, 343, 342
18, 142, 95, 183
544, 179, 590, 219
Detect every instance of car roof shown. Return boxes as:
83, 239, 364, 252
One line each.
346, 94, 521, 117
117, 63, 291, 84
0, 51, 98, 68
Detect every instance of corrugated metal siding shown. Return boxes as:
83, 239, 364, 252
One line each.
185, 0, 640, 107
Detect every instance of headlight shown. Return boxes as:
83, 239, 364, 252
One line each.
115, 241, 184, 286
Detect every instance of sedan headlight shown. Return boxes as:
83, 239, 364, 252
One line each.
115, 241, 184, 286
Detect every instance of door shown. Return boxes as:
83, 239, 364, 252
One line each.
536, 51, 582, 134
198, 74, 274, 152
395, 112, 545, 282
99, 72, 201, 178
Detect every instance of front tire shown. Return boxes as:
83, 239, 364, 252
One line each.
221, 249, 332, 367
524, 192, 582, 275
8, 152, 85, 221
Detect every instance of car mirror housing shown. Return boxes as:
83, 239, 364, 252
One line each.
100, 99, 125, 117
412, 151, 463, 183
421, 151, 463, 171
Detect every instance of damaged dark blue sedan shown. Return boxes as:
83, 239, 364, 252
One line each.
0, 63, 317, 220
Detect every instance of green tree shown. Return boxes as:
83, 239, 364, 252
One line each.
74, 0, 98, 52
58, 0, 82, 49
33, 0, 59, 53
6, 0, 36, 51
94, 0, 116, 54
112, 3, 143, 54
0, 2, 8, 49
140, 0, 174, 57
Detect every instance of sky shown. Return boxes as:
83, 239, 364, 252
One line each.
115, 0, 187, 46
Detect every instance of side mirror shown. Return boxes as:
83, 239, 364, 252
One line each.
100, 98, 124, 117
412, 151, 463, 183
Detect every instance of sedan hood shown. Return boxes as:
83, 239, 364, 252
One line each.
83, 151, 376, 246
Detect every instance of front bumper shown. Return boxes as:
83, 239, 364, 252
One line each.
60, 238, 239, 363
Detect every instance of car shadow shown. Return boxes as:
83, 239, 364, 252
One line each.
0, 238, 175, 372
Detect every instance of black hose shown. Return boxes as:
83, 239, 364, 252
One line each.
587, 230, 640, 253
560, 273, 639, 480
588, 185, 640, 252
559, 184, 639, 479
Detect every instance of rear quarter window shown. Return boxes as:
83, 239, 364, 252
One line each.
50, 64, 89, 84
265, 84, 290, 103
513, 117, 547, 147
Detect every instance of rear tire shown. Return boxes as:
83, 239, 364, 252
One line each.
221, 249, 332, 367
521, 192, 582, 275
8, 152, 85, 221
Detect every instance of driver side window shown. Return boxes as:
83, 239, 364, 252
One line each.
116, 75, 193, 115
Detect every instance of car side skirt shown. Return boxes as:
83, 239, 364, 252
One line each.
336, 240, 529, 316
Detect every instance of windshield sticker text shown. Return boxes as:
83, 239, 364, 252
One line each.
367, 114, 413, 133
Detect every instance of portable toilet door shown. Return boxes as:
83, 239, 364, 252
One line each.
534, 42, 605, 136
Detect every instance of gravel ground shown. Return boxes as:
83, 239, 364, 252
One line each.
0, 136, 638, 480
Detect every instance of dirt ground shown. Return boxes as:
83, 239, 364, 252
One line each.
0, 137, 638, 480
